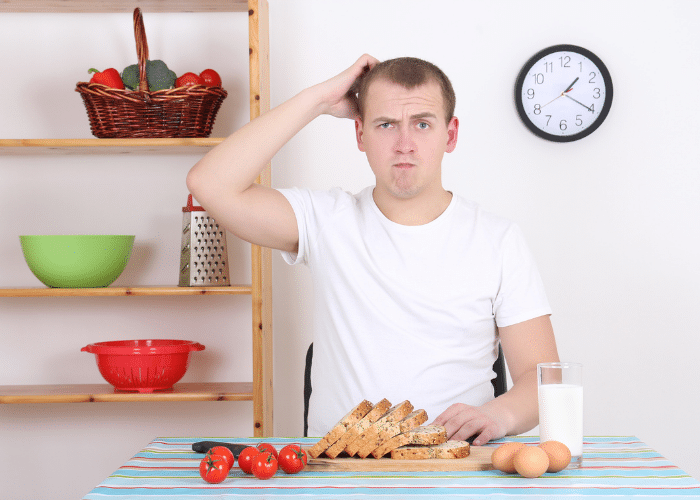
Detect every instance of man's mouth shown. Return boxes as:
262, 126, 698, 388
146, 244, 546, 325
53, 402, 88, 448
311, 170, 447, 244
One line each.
393, 163, 415, 169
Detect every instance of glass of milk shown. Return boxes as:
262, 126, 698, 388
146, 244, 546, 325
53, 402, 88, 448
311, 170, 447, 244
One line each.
537, 362, 583, 468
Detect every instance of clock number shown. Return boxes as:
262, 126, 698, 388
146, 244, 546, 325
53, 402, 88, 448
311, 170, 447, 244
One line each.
576, 115, 583, 126
527, 88, 535, 99
579, 61, 583, 72
546, 115, 552, 126
589, 103, 595, 113
589, 71, 597, 83
559, 55, 571, 68
532, 73, 544, 85
559, 120, 567, 131
593, 88, 601, 99
533, 104, 541, 115
543, 61, 553, 73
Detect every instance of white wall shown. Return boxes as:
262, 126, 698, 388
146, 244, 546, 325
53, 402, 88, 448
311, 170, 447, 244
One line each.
1, 1, 698, 498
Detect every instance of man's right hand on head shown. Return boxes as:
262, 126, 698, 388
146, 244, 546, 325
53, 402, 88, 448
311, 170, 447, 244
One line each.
316, 54, 379, 121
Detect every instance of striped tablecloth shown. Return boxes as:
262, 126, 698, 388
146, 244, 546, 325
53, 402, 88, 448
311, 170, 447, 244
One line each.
83, 436, 700, 499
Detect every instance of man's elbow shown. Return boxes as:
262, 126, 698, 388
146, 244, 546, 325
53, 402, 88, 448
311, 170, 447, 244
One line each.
185, 164, 204, 199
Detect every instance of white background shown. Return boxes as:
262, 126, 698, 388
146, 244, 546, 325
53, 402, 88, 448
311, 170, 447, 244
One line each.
1, 1, 699, 498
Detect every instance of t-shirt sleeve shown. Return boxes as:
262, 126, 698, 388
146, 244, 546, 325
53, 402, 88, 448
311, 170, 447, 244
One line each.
277, 187, 310, 266
276, 187, 346, 266
493, 224, 552, 327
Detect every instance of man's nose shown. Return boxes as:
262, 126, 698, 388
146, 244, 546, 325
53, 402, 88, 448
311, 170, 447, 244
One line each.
394, 128, 415, 153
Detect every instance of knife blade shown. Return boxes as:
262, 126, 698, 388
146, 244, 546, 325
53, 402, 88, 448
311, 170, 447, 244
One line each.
192, 441, 248, 458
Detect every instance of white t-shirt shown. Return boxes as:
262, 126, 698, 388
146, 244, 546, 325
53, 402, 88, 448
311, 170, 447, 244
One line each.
279, 186, 551, 437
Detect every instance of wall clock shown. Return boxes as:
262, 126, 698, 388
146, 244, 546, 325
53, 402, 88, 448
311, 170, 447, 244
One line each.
514, 44, 613, 142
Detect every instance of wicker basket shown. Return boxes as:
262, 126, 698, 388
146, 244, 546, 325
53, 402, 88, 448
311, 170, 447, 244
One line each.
75, 8, 227, 139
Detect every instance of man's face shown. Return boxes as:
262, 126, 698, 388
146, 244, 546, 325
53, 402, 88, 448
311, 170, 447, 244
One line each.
355, 78, 458, 203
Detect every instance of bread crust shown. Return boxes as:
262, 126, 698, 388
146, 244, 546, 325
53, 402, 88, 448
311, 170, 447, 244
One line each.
325, 398, 392, 458
370, 422, 445, 458
357, 408, 427, 459
307, 399, 373, 458
345, 400, 414, 457
390, 440, 471, 460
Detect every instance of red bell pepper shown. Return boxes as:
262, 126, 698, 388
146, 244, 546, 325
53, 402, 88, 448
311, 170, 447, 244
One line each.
88, 68, 125, 90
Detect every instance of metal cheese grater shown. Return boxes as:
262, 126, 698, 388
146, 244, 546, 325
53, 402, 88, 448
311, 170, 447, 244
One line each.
179, 194, 230, 287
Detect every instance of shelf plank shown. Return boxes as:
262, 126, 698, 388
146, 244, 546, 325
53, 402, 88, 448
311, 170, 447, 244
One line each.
0, 1, 250, 13
0, 382, 253, 404
0, 138, 224, 155
0, 285, 253, 297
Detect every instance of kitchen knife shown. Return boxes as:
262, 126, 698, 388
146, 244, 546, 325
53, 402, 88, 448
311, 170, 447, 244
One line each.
192, 441, 248, 458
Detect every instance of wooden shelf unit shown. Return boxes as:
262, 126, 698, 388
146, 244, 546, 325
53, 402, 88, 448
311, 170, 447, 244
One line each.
0, 0, 252, 13
0, 285, 253, 297
0, 383, 253, 404
0, 0, 273, 437
0, 138, 224, 155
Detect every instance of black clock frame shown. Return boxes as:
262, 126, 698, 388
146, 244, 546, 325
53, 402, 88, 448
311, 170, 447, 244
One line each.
514, 44, 613, 142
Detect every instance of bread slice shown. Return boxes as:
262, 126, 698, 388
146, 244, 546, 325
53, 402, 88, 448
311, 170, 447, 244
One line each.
307, 399, 373, 458
355, 407, 426, 459
405, 424, 448, 445
345, 400, 414, 457
324, 398, 392, 458
370, 424, 447, 458
390, 440, 471, 460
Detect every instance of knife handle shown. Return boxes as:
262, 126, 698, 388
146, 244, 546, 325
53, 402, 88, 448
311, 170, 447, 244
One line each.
192, 441, 248, 458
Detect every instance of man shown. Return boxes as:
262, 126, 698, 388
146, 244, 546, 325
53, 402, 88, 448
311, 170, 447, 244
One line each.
187, 54, 559, 445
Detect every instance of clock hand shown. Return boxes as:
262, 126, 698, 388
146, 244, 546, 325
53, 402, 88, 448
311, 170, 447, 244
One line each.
563, 77, 579, 93
563, 93, 593, 112
541, 94, 563, 109
542, 77, 581, 109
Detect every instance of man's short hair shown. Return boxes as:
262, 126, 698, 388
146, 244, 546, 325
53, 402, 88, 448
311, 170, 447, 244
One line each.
356, 57, 456, 124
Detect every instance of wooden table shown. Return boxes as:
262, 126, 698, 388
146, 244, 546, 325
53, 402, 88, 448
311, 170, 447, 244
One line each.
83, 436, 700, 499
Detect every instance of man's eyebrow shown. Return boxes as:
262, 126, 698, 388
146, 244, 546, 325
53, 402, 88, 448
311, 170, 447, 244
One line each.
372, 112, 438, 124
372, 116, 397, 125
411, 112, 438, 121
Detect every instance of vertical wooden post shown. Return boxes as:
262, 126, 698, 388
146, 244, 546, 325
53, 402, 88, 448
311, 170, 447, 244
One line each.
248, 0, 273, 437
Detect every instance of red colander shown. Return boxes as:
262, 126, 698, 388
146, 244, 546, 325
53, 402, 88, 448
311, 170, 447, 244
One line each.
81, 339, 205, 393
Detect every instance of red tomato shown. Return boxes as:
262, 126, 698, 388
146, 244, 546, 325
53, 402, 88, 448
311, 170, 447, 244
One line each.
175, 72, 204, 88
200, 68, 222, 87
257, 442, 278, 460
237, 446, 260, 474
208, 446, 234, 471
251, 451, 278, 480
278, 444, 308, 474
199, 454, 228, 484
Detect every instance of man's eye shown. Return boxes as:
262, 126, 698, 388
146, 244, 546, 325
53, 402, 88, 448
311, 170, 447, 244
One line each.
417, 122, 429, 129
379, 123, 392, 129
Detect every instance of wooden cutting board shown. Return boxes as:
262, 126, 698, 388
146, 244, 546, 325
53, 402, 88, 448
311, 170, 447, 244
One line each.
307, 445, 494, 471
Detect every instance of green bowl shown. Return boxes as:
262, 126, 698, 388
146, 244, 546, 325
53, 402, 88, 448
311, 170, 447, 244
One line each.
20, 235, 135, 288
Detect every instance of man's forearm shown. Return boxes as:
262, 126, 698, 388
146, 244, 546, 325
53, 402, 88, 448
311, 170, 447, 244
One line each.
187, 86, 325, 202
482, 369, 539, 436
182, 55, 378, 252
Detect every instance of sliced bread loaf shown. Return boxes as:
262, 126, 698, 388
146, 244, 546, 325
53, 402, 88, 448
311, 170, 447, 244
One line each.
325, 398, 392, 458
370, 424, 447, 458
345, 400, 414, 457
390, 440, 471, 460
356, 408, 427, 459
307, 399, 373, 458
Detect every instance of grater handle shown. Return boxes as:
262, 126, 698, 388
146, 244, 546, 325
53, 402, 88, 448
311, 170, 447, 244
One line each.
183, 194, 206, 213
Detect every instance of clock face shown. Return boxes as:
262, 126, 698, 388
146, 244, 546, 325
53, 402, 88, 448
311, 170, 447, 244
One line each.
514, 45, 613, 142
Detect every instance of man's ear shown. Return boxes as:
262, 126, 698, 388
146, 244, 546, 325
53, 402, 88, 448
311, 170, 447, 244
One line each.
355, 119, 365, 152
446, 116, 459, 153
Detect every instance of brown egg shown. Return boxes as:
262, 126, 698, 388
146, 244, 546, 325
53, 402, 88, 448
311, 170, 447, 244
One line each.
513, 445, 549, 478
538, 440, 572, 472
491, 442, 526, 473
